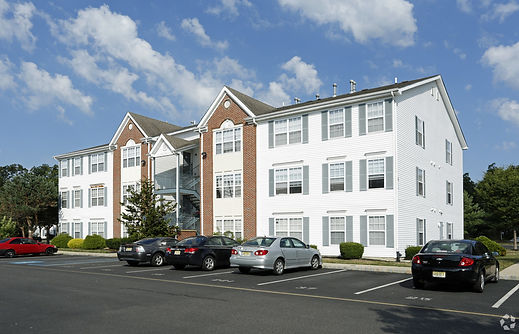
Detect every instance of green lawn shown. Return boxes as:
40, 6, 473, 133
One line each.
499, 249, 519, 270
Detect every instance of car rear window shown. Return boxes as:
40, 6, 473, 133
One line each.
423, 241, 472, 254
243, 237, 276, 247
0, 238, 9, 244
136, 238, 160, 245
178, 236, 207, 246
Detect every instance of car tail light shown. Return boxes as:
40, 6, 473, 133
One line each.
231, 249, 238, 255
254, 250, 269, 256
412, 255, 421, 264
459, 257, 474, 267
136, 246, 145, 253
184, 247, 198, 254
166, 247, 171, 253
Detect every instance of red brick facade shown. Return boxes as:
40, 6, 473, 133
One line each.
202, 94, 257, 239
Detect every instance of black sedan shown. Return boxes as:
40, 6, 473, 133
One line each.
165, 235, 240, 271
412, 239, 499, 292
117, 237, 178, 267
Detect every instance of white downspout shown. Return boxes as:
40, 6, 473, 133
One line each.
176, 152, 180, 227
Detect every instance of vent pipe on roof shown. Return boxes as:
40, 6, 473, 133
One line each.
294, 97, 301, 104
349, 80, 356, 93
315, 93, 320, 100
394, 77, 398, 84
333, 83, 337, 97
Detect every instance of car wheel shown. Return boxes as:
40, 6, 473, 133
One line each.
173, 264, 186, 270
5, 249, 15, 258
413, 277, 425, 289
45, 248, 55, 256
491, 266, 499, 283
473, 271, 485, 293
151, 253, 165, 267
273, 258, 285, 275
202, 256, 215, 271
127, 261, 139, 266
239, 266, 251, 274
310, 255, 320, 270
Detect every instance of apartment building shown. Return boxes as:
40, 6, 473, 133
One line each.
55, 74, 466, 257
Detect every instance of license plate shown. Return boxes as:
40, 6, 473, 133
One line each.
241, 251, 251, 256
432, 271, 446, 278
125, 247, 132, 252
174, 250, 181, 255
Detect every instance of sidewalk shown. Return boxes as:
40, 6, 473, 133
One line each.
501, 263, 519, 280
58, 250, 117, 258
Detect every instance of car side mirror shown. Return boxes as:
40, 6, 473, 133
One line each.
305, 244, 309, 249
492, 251, 499, 257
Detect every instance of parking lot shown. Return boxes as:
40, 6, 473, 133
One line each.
1, 254, 518, 333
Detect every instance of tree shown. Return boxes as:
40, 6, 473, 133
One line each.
0, 164, 26, 188
463, 172, 476, 198
0, 216, 17, 238
119, 179, 178, 240
476, 164, 519, 249
463, 190, 485, 238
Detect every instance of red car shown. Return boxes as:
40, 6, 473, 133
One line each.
0, 237, 57, 258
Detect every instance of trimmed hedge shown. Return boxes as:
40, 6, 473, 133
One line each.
310, 244, 318, 250
339, 242, 364, 259
67, 238, 84, 249
51, 233, 72, 248
475, 236, 506, 256
82, 235, 106, 250
405, 246, 422, 260
105, 237, 136, 250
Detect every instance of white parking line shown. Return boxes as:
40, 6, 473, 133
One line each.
126, 267, 172, 274
491, 283, 519, 309
183, 271, 234, 279
257, 269, 347, 286
80, 264, 122, 270
354, 277, 412, 295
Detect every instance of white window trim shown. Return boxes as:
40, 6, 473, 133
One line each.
274, 166, 303, 196
368, 215, 386, 247
214, 126, 242, 155
60, 222, 70, 235
90, 221, 106, 238
73, 189, 81, 208
367, 158, 385, 189
366, 101, 385, 134
214, 216, 243, 239
73, 157, 81, 175
274, 116, 302, 147
416, 116, 425, 149
446, 222, 453, 240
90, 152, 105, 173
329, 162, 345, 192
122, 145, 141, 168
60, 191, 69, 209
417, 167, 425, 197
446, 140, 453, 165
60, 160, 68, 177
330, 216, 346, 245
91, 186, 105, 207
122, 182, 140, 206
328, 108, 345, 139
417, 218, 425, 246
73, 222, 82, 239
215, 171, 242, 199
447, 181, 453, 205
274, 217, 303, 239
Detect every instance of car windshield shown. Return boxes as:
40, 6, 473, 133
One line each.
423, 241, 472, 254
136, 238, 160, 245
0, 238, 9, 244
242, 237, 276, 247
178, 236, 207, 246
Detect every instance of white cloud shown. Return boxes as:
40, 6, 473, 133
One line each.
465, 84, 472, 91
0, 0, 36, 51
279, 56, 322, 94
56, 106, 74, 126
482, 1, 519, 22
444, 40, 467, 60
278, 0, 417, 47
495, 141, 517, 151
181, 17, 229, 50
259, 81, 290, 107
482, 41, 519, 90
207, 0, 252, 17
19, 62, 93, 115
491, 98, 519, 127
212, 56, 255, 79
457, 0, 472, 13
0, 56, 15, 90
156, 21, 175, 41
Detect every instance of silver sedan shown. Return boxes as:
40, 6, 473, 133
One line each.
230, 236, 322, 275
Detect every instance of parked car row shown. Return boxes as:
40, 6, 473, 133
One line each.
117, 235, 322, 275
0, 237, 57, 257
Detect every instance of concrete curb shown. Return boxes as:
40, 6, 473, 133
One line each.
58, 250, 117, 258
323, 262, 411, 274
501, 263, 519, 281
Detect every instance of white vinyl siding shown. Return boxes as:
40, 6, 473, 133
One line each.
122, 146, 140, 168
330, 216, 345, 244
369, 216, 385, 246
275, 217, 303, 240
367, 102, 384, 133
214, 217, 243, 239
215, 128, 241, 154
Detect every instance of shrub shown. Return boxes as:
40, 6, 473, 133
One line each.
51, 233, 73, 248
310, 244, 318, 250
405, 246, 422, 260
475, 236, 506, 256
106, 238, 122, 250
67, 238, 84, 249
339, 242, 364, 259
82, 235, 106, 250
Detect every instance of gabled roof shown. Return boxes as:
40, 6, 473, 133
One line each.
128, 112, 183, 137
149, 134, 198, 157
225, 86, 275, 116
163, 135, 197, 150
54, 143, 109, 160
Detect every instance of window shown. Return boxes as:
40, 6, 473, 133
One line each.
90, 153, 105, 173
60, 222, 70, 235
215, 128, 241, 154
91, 186, 105, 207
74, 157, 81, 175
60, 191, 69, 209
417, 168, 425, 197
122, 146, 140, 168
73, 190, 81, 208
122, 183, 140, 205
446, 181, 453, 205
275, 218, 302, 240
330, 217, 345, 244
446, 140, 452, 165
447, 223, 453, 240
214, 217, 242, 239
416, 116, 425, 148
368, 159, 384, 189
369, 216, 385, 246
417, 218, 425, 246
275, 167, 302, 195
215, 172, 241, 199
121, 223, 129, 238
274, 117, 302, 146
329, 108, 344, 138
60, 160, 68, 177
367, 102, 384, 133
90, 221, 105, 238
73, 222, 82, 238
329, 163, 345, 191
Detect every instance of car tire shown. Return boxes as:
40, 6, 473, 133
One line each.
491, 266, 499, 283
5, 249, 15, 258
310, 255, 320, 270
173, 264, 186, 270
45, 248, 55, 256
273, 258, 285, 275
239, 266, 251, 274
473, 271, 485, 293
151, 253, 165, 267
127, 260, 139, 266
202, 256, 216, 271
413, 277, 425, 289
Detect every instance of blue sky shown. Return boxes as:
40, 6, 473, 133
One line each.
0, 0, 518, 180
